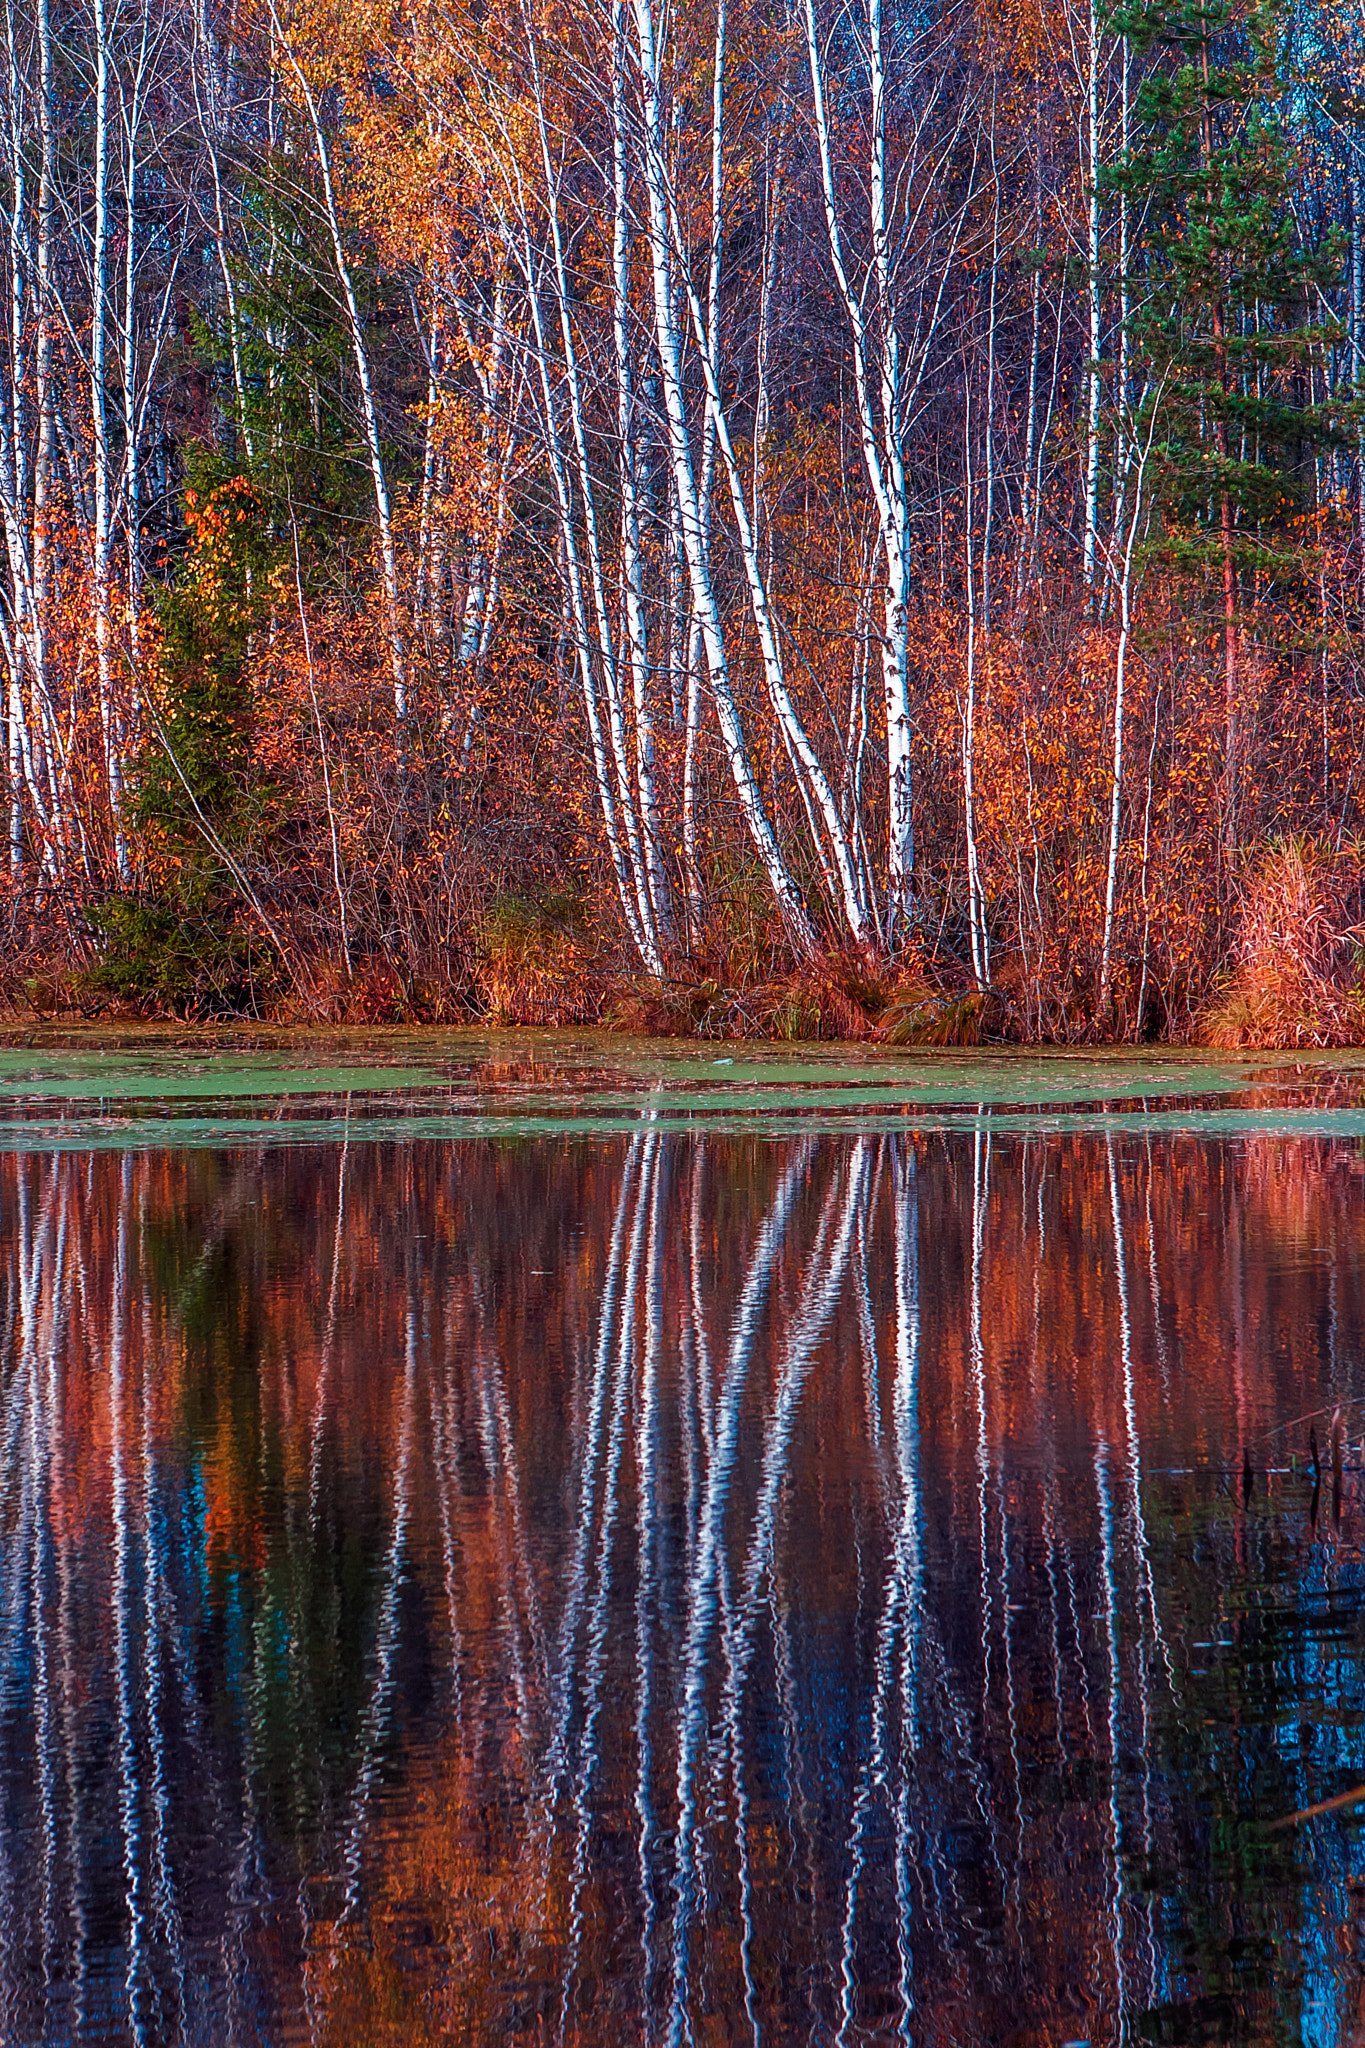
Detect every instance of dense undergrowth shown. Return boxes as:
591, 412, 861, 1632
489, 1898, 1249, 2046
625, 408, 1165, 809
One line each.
6, 835, 1363, 1051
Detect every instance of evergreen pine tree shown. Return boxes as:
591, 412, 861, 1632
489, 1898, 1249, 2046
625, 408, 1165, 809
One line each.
1110, 0, 1350, 848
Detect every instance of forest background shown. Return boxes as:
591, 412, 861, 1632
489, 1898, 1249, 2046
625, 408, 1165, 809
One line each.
3, 0, 1365, 1042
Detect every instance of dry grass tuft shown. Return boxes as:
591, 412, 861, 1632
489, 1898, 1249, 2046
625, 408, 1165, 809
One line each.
880, 978, 1004, 1047
1206, 838, 1365, 1049
473, 895, 611, 1026
612, 949, 896, 1041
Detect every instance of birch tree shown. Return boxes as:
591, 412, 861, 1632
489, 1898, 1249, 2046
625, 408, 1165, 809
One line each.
803, 0, 978, 946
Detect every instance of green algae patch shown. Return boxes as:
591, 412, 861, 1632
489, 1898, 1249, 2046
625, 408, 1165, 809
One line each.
0, 1027, 1364, 1146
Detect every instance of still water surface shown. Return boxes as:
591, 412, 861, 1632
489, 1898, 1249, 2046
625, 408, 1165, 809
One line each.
4, 1038, 1365, 2045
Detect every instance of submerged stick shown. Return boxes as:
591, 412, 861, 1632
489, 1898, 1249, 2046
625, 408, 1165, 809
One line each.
1265, 1783, 1365, 1832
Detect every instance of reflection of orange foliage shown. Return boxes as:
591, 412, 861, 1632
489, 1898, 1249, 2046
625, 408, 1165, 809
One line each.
9, 1122, 1365, 2038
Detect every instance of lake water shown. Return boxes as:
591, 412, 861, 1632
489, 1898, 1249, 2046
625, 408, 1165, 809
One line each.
4, 1035, 1365, 2045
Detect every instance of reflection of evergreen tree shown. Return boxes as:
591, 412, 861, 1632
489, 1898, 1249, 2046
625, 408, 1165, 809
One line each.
1132, 1479, 1365, 2043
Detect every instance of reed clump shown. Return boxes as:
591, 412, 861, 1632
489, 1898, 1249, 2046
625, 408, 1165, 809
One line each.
1207, 838, 1365, 1049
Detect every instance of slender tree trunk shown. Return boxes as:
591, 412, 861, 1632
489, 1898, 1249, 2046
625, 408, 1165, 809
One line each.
1018, 113, 1042, 605
751, 102, 786, 557
416, 308, 440, 632
963, 374, 987, 989
1083, 0, 1102, 596
869, 0, 912, 947
1109, 33, 1131, 559
1201, 37, 1237, 858
458, 274, 507, 665
272, 8, 409, 777
682, 613, 705, 949
1100, 407, 1157, 1017
983, 111, 999, 630
1353, 171, 1364, 577
805, 0, 917, 947
194, 12, 255, 465
122, 23, 145, 739
519, 234, 653, 965
631, 0, 819, 959
612, 0, 672, 945
91, 0, 128, 881
522, 11, 661, 967
665, 4, 870, 944
669, 233, 872, 946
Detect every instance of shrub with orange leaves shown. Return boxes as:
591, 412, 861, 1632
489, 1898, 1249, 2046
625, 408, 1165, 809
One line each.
1207, 839, 1365, 1049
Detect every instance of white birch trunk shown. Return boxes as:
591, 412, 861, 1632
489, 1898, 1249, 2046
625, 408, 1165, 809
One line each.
962, 372, 987, 987
667, 222, 873, 948
1018, 117, 1042, 603
630, 0, 819, 959
805, 0, 928, 947
1099, 399, 1159, 1015
271, 9, 409, 768
29, 0, 56, 863
0, 0, 38, 873
416, 309, 440, 632
612, 0, 672, 943
516, 219, 653, 965
522, 27, 662, 967
193, 20, 255, 465
1083, 0, 1102, 594
91, 0, 128, 880
458, 273, 507, 665
649, 0, 867, 943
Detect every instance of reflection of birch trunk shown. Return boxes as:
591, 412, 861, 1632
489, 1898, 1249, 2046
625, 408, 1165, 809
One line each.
339, 1297, 418, 1920
307, 1136, 349, 1525
561, 1137, 655, 2035
109, 1164, 148, 2033
839, 1142, 925, 2047
141, 1298, 185, 2020
538, 1138, 645, 1826
1095, 1438, 1126, 2017
664, 1145, 807, 2039
970, 1122, 989, 1726
30, 1187, 61, 1999
428, 1341, 466, 1726
892, 1137, 923, 2035
6, 1163, 66, 2011
1107, 1137, 1172, 1694
673, 1145, 859, 2043
1105, 1138, 1160, 2003
468, 1328, 537, 1729
635, 1138, 668, 1987
967, 1121, 1004, 1894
